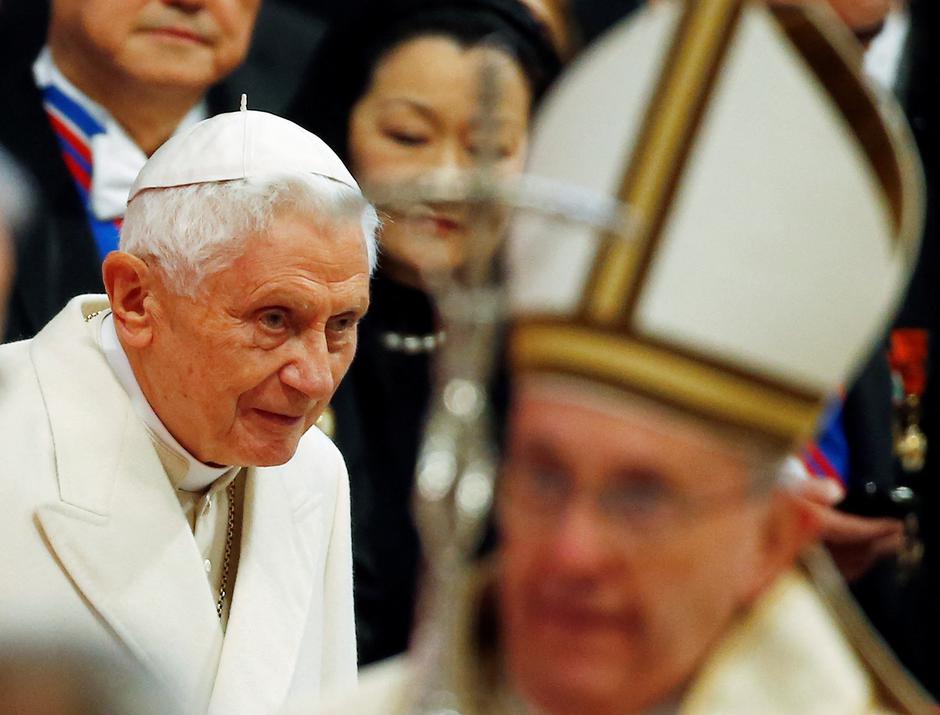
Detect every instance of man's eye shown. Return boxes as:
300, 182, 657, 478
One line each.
511, 462, 569, 505
604, 482, 670, 519
327, 315, 357, 333
259, 310, 288, 331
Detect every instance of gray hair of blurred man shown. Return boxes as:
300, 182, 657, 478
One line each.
708, 417, 797, 494
1, 147, 36, 337
573, 384, 800, 496
0, 148, 35, 233
120, 174, 380, 298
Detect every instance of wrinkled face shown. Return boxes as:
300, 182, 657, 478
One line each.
49, 0, 260, 90
498, 385, 778, 715
348, 36, 531, 285
139, 208, 369, 467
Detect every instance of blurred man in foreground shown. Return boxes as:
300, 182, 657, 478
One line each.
0, 109, 377, 714
317, 0, 933, 712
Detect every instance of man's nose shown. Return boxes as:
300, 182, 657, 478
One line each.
162, 0, 207, 12
278, 335, 335, 400
549, 501, 622, 578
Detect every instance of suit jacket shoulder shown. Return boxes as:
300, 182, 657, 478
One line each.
0, 62, 101, 342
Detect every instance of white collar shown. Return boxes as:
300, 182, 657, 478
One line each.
33, 46, 208, 222
100, 312, 233, 492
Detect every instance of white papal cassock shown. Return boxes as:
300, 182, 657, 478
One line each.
0, 294, 357, 714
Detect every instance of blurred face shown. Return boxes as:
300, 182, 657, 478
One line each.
134, 208, 369, 466
498, 384, 799, 715
348, 36, 531, 285
49, 0, 260, 90
769, 0, 891, 32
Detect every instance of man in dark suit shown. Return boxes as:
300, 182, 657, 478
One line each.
0, 0, 261, 342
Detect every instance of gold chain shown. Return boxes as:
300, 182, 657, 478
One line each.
216, 478, 236, 620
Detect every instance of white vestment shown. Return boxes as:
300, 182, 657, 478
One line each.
313, 561, 931, 715
0, 295, 357, 714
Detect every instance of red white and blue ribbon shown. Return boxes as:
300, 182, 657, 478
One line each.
801, 397, 849, 486
42, 84, 122, 260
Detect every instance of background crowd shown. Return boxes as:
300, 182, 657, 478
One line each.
1, 0, 939, 704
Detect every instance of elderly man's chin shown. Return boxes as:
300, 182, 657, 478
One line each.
222, 408, 316, 467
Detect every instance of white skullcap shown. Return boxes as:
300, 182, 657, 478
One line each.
129, 102, 359, 201
508, 0, 923, 448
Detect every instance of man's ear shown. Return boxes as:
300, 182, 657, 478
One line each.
102, 251, 155, 348
744, 488, 821, 602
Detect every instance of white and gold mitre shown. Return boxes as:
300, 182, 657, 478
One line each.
508, 0, 923, 449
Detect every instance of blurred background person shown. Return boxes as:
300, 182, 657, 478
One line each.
0, 147, 35, 339
879, 0, 940, 696
570, 0, 893, 46
289, 0, 561, 666
0, 0, 345, 136
749, 0, 940, 698
519, 0, 573, 57
0, 0, 261, 342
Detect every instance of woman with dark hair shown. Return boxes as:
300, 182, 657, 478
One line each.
289, 0, 561, 666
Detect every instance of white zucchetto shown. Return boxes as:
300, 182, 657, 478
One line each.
129, 99, 359, 201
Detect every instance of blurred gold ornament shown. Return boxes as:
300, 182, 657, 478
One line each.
896, 423, 927, 473
316, 406, 336, 440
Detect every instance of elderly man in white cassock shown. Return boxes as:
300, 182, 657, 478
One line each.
0, 106, 377, 715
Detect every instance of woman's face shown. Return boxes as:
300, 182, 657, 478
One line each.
348, 35, 532, 285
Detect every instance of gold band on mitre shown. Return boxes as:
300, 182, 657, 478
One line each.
511, 319, 824, 449
584, 0, 744, 324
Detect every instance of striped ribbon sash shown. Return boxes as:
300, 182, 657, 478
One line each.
41, 84, 122, 260
801, 398, 849, 486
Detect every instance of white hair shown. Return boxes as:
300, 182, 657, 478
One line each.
120, 174, 379, 296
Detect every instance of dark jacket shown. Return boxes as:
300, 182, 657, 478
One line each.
331, 274, 437, 665
0, 60, 238, 342
0, 61, 101, 342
